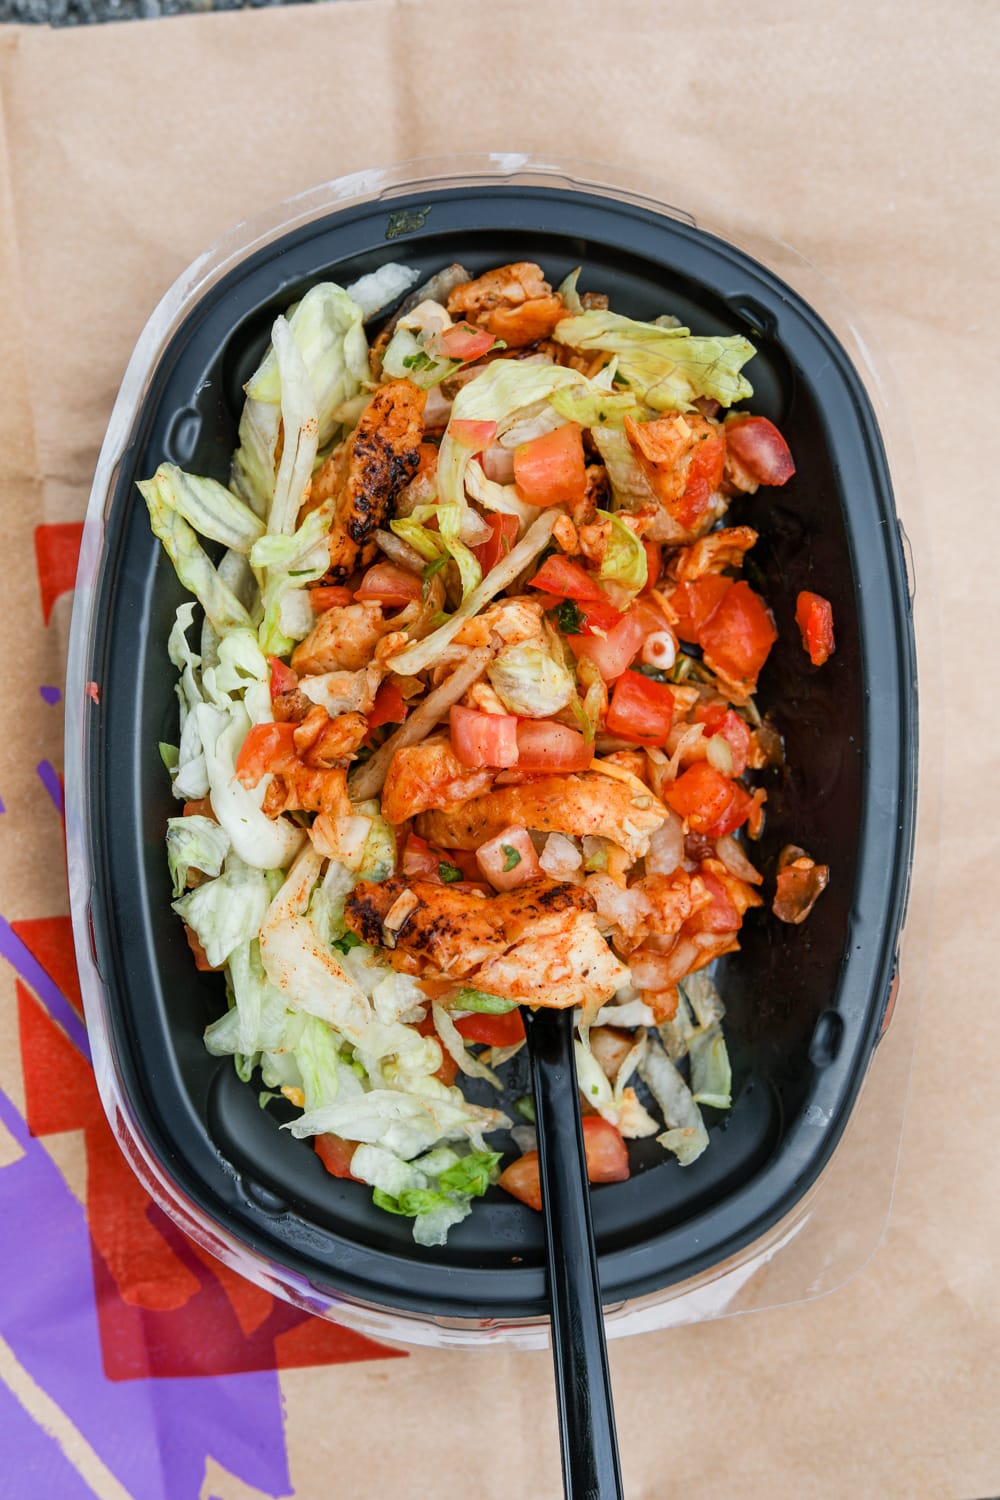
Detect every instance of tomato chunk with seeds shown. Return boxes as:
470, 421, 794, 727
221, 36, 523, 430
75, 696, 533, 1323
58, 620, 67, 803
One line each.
514, 720, 592, 773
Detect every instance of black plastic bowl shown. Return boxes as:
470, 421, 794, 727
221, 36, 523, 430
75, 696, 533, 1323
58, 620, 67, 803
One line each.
71, 171, 916, 1334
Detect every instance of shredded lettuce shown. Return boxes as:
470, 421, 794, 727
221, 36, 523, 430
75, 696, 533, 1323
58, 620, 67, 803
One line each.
638, 1036, 710, 1165
385, 509, 559, 676
553, 309, 756, 412
353, 1143, 501, 1246
139, 482, 255, 637
382, 325, 457, 389
487, 641, 575, 718
139, 464, 265, 554
195, 701, 306, 870
549, 384, 642, 430
346, 262, 420, 320
389, 513, 482, 601
204, 937, 292, 1064
596, 509, 648, 598
173, 852, 279, 970
165, 815, 231, 898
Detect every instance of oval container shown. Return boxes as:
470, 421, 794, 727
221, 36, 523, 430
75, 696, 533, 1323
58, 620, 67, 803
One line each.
65, 158, 918, 1349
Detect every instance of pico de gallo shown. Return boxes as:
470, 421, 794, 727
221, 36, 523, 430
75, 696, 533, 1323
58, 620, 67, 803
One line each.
144, 257, 830, 1243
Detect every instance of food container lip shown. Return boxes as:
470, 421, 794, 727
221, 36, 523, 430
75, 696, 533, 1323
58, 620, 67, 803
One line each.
64, 153, 919, 1344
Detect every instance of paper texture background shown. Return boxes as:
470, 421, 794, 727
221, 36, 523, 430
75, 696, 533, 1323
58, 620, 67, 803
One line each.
0, 2, 997, 1496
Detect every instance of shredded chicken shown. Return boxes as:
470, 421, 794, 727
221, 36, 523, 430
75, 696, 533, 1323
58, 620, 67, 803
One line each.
292, 705, 369, 766
416, 773, 669, 863
292, 602, 395, 675
381, 735, 496, 824
344, 877, 628, 1009
447, 262, 567, 349
262, 764, 353, 819
314, 381, 427, 581
772, 846, 829, 924
452, 596, 546, 649
668, 526, 759, 581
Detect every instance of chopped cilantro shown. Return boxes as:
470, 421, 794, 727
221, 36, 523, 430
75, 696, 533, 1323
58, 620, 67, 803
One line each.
438, 861, 463, 883
549, 598, 584, 635
501, 844, 522, 872
332, 931, 363, 954
402, 350, 435, 373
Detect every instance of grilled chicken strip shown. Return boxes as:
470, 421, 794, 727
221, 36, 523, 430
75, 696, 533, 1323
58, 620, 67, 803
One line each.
314, 381, 426, 582
344, 877, 628, 1010
447, 262, 567, 349
416, 774, 669, 863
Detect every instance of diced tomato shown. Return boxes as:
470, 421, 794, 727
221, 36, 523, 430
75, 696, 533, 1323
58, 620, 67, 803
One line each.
476, 826, 543, 891
437, 323, 497, 362
498, 1151, 543, 1210
450, 705, 520, 769
795, 590, 835, 667
401, 833, 442, 881
182, 797, 215, 820
314, 1133, 362, 1182
726, 415, 795, 486
450, 418, 498, 450
605, 670, 676, 746
514, 720, 593, 773
698, 580, 777, 689
268, 655, 299, 702
366, 680, 408, 734
677, 432, 727, 528
642, 539, 662, 589
184, 923, 219, 972
308, 585, 354, 612
666, 761, 753, 838
529, 555, 606, 602
235, 722, 299, 787
580, 1117, 631, 1183
577, 597, 625, 634
498, 1116, 630, 1210
355, 561, 423, 606
694, 703, 751, 777
567, 608, 647, 682
454, 1008, 527, 1048
473, 512, 520, 575
514, 423, 587, 507
685, 870, 741, 934
667, 575, 731, 644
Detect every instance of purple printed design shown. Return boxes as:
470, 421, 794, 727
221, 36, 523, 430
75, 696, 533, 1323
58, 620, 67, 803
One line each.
35, 759, 64, 814
0, 1085, 294, 1499
39, 685, 62, 705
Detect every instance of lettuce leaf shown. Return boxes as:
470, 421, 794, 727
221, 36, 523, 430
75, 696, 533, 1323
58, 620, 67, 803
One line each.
204, 938, 292, 1064
139, 464, 265, 554
195, 701, 306, 870
487, 642, 575, 717
595, 509, 648, 598
165, 814, 231, 898
173, 852, 278, 970
381, 325, 457, 389
553, 310, 755, 411
139, 482, 255, 637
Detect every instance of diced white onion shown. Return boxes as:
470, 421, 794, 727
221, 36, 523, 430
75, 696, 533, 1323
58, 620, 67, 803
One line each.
642, 631, 677, 672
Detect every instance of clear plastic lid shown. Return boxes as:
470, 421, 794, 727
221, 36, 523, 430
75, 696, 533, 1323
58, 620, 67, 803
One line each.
65, 155, 934, 1350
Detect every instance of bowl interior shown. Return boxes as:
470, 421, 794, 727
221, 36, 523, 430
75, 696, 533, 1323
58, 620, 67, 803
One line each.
84, 184, 915, 1322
